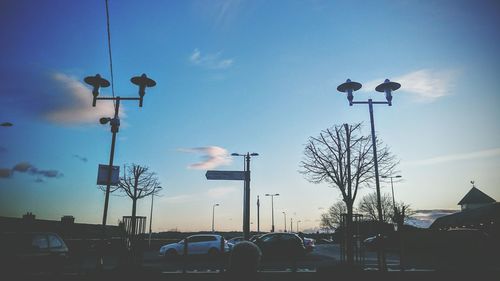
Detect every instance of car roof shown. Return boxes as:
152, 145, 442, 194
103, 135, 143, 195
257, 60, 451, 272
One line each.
188, 234, 220, 238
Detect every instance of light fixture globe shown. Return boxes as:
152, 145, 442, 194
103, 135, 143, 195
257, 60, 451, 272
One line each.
131, 74, 156, 107
84, 74, 110, 107
376, 79, 401, 106
337, 79, 362, 106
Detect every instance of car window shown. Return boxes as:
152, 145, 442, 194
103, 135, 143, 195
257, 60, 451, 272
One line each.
48, 234, 63, 248
281, 234, 297, 241
199, 236, 217, 242
32, 234, 49, 249
260, 234, 280, 242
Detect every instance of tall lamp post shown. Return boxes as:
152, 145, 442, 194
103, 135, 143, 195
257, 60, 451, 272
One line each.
337, 78, 400, 271
212, 203, 220, 232
148, 186, 162, 248
382, 175, 402, 210
282, 212, 287, 232
231, 152, 259, 240
290, 217, 293, 232
257, 195, 260, 233
265, 193, 279, 232
296, 220, 301, 232
84, 73, 156, 227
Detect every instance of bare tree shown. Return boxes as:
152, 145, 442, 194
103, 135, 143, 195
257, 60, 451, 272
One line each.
358, 192, 395, 223
320, 201, 348, 231
358, 192, 414, 225
118, 164, 161, 238
300, 123, 397, 264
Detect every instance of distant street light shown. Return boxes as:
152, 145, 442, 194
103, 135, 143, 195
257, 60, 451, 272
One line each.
296, 220, 301, 232
290, 217, 293, 232
148, 186, 162, 248
265, 193, 279, 232
337, 78, 400, 272
212, 203, 220, 232
1, 122, 13, 127
381, 175, 402, 210
231, 152, 259, 240
282, 212, 287, 232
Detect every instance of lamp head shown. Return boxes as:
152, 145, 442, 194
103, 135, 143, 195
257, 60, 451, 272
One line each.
231, 153, 241, 156
250, 153, 259, 156
99, 117, 111, 125
337, 79, 362, 106
131, 73, 156, 107
1, 122, 13, 127
375, 79, 401, 106
84, 74, 110, 107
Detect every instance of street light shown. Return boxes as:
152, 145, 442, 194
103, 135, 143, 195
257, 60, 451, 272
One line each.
84, 73, 156, 227
1, 122, 13, 127
148, 186, 162, 248
381, 175, 402, 210
231, 152, 259, 240
296, 220, 301, 232
212, 203, 220, 232
265, 193, 279, 232
337, 78, 400, 272
282, 212, 287, 232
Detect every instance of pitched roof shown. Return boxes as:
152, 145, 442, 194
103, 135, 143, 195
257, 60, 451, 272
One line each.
457, 187, 496, 205
431, 202, 500, 229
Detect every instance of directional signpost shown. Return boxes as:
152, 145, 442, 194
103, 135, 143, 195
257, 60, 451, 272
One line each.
206, 169, 250, 239
205, 170, 246, 181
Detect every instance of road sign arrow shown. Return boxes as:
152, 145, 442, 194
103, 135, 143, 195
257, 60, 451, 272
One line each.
205, 170, 246, 181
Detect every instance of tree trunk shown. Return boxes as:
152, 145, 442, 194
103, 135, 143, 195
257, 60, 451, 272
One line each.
346, 201, 354, 264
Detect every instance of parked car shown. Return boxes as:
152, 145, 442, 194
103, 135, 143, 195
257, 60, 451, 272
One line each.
159, 234, 230, 258
0, 232, 70, 274
363, 234, 388, 251
227, 236, 244, 250
303, 237, 316, 252
253, 232, 306, 260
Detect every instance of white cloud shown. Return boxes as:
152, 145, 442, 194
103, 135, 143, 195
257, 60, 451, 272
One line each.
178, 146, 231, 170
362, 69, 458, 102
44, 73, 123, 124
405, 147, 500, 166
193, 0, 244, 28
189, 48, 234, 70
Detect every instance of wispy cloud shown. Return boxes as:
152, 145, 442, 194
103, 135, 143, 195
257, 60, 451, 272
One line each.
73, 154, 88, 163
193, 0, 244, 28
405, 147, 500, 166
45, 73, 122, 125
0, 162, 63, 182
189, 49, 234, 70
178, 146, 231, 170
362, 69, 458, 102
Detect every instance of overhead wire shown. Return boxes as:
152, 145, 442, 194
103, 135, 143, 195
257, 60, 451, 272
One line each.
105, 0, 116, 107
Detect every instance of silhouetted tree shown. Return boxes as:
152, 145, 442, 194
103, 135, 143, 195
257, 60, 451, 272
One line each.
320, 201, 348, 231
300, 123, 397, 264
118, 164, 161, 241
358, 192, 414, 225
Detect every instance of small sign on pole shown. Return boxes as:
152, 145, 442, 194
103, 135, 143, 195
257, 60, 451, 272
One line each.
97, 164, 120, 186
205, 170, 246, 181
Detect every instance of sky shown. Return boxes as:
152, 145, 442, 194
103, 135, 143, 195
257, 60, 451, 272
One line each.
1, 0, 500, 233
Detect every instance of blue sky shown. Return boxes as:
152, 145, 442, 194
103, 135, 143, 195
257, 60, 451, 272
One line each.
1, 0, 499, 232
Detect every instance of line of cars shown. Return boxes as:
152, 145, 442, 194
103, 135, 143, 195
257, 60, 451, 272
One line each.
158, 232, 315, 260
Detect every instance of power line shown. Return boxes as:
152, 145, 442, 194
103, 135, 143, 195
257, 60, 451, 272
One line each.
105, 0, 116, 105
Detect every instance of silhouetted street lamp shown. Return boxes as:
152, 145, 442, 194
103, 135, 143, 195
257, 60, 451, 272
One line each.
282, 212, 287, 232
148, 186, 162, 248
337, 78, 401, 271
212, 203, 220, 232
1, 122, 13, 127
382, 175, 402, 210
265, 193, 279, 232
296, 220, 301, 232
231, 152, 259, 240
85, 73, 156, 227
